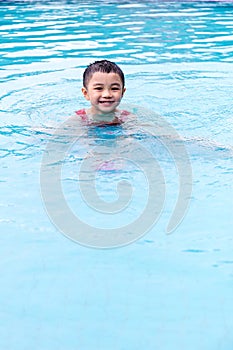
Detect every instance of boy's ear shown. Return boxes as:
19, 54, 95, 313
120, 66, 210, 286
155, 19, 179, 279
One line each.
82, 87, 90, 100
122, 87, 126, 96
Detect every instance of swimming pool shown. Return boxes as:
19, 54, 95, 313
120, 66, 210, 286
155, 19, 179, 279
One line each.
1, 1, 233, 349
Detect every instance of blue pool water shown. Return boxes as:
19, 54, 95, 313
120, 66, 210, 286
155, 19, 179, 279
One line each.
1, 1, 233, 349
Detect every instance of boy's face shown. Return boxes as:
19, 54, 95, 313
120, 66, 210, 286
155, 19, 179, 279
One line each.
82, 72, 126, 115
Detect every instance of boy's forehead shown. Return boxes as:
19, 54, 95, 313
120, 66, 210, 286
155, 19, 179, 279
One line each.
88, 71, 122, 84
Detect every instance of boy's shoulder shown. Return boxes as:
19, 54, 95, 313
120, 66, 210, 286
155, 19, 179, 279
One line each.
75, 109, 88, 121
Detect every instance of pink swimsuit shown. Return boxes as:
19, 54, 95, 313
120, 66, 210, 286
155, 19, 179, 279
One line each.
75, 109, 130, 125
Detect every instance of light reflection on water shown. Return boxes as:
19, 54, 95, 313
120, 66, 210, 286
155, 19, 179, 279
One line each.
1, 1, 233, 65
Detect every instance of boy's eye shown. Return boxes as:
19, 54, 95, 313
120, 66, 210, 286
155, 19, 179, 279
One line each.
93, 86, 121, 91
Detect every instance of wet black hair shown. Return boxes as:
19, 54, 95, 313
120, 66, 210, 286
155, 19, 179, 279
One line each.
83, 60, 125, 88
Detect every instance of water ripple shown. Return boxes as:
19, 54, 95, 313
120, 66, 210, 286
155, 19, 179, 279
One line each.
1, 1, 233, 65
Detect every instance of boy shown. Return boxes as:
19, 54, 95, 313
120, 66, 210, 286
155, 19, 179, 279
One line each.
76, 60, 133, 125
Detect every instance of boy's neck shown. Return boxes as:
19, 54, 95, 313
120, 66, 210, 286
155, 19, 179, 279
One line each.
87, 108, 120, 121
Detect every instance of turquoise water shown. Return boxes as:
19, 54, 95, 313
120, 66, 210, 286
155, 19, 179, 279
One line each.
1, 1, 233, 349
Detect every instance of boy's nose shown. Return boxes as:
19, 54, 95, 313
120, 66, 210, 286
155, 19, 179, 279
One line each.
102, 89, 112, 97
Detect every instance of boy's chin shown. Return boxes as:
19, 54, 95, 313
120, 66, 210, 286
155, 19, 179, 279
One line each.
96, 102, 119, 113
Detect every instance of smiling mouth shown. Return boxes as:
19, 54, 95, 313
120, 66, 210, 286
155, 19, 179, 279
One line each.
99, 101, 115, 104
